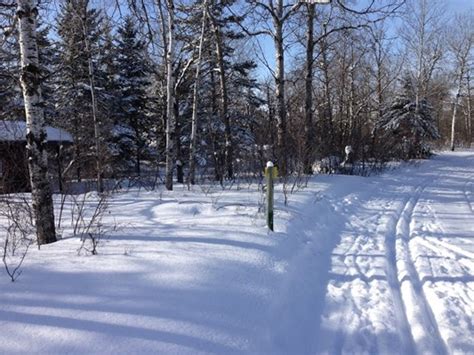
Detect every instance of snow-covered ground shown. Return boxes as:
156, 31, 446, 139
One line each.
0, 151, 473, 354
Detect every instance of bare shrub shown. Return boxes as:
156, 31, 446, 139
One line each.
0, 195, 35, 282
281, 172, 310, 206
68, 192, 111, 256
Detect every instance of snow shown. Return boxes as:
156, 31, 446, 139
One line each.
0, 151, 473, 354
0, 120, 73, 142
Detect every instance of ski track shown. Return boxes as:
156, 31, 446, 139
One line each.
384, 193, 417, 355
319, 153, 474, 354
392, 177, 448, 355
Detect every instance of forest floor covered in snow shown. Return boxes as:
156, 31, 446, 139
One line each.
0, 150, 473, 354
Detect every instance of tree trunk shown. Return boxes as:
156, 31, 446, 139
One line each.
209, 11, 233, 180
209, 55, 222, 183
451, 64, 465, 151
188, 1, 208, 186
303, 3, 315, 174
175, 97, 183, 183
133, 125, 141, 176
274, 0, 287, 175
17, 0, 57, 245
338, 50, 347, 150
83, 26, 103, 192
348, 48, 356, 143
376, 53, 384, 118
467, 71, 472, 147
266, 84, 276, 159
165, 0, 176, 190
320, 23, 333, 154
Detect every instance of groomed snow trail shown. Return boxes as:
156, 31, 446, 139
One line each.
0, 151, 472, 354
315, 151, 473, 354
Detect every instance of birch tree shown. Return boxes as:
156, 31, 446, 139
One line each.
301, 0, 403, 169
164, 0, 176, 190
303, 3, 315, 174
243, 0, 302, 175
188, 0, 208, 185
208, 6, 233, 179
80, 10, 103, 192
466, 69, 472, 146
401, 0, 445, 110
16, 0, 56, 245
448, 14, 473, 151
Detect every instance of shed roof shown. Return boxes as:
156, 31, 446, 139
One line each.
0, 121, 73, 143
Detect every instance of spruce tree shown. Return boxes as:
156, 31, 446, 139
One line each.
0, 30, 23, 121
181, 0, 258, 181
113, 16, 152, 176
56, 0, 111, 181
376, 76, 440, 159
37, 25, 58, 125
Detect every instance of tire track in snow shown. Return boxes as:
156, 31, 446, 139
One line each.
392, 179, 448, 354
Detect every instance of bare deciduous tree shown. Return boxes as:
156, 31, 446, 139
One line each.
188, 0, 208, 186
164, 0, 176, 191
448, 13, 473, 151
16, 0, 56, 245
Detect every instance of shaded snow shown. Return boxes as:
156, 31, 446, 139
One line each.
0, 151, 473, 354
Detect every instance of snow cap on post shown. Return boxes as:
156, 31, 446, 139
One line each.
266, 161, 274, 168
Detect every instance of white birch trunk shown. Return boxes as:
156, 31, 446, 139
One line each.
303, 3, 314, 174
467, 71, 472, 147
188, 1, 208, 186
81, 21, 103, 192
274, 0, 287, 175
451, 61, 465, 151
450, 71, 463, 151
17, 0, 56, 245
165, 0, 176, 191
451, 59, 467, 151
209, 10, 233, 179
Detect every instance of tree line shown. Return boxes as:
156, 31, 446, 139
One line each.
0, 0, 472, 244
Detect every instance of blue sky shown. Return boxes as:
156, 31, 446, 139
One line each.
253, 0, 473, 80
448, 0, 473, 11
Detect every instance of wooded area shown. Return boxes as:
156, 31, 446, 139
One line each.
0, 0, 472, 244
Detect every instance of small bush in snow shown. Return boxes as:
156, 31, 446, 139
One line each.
312, 156, 342, 174
0, 195, 35, 282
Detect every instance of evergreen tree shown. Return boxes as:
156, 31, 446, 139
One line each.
56, 0, 112, 181
37, 25, 58, 125
376, 76, 440, 159
113, 16, 152, 176
0, 31, 23, 121
180, 0, 258, 181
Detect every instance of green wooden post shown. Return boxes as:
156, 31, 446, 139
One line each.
266, 161, 274, 231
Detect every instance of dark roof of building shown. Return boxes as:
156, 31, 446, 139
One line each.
0, 121, 73, 143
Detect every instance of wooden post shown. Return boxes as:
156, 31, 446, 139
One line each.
266, 161, 274, 231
